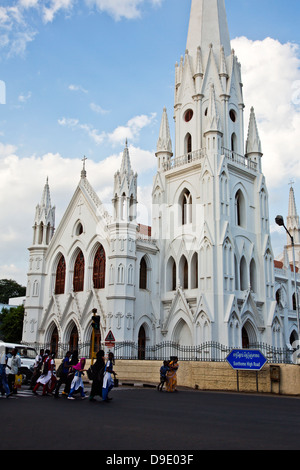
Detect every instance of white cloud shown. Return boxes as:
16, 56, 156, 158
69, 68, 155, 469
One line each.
0, 4, 36, 57
84, 0, 162, 20
68, 84, 88, 94
18, 91, 32, 103
232, 36, 300, 189
42, 0, 75, 23
0, 0, 165, 56
0, 138, 155, 284
107, 113, 157, 145
58, 112, 156, 146
18, 0, 40, 8
90, 102, 109, 115
58, 117, 105, 144
85, 0, 143, 20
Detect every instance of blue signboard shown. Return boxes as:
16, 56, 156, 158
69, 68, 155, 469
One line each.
226, 349, 267, 371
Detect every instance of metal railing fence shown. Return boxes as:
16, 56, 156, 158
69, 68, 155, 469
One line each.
24, 340, 295, 364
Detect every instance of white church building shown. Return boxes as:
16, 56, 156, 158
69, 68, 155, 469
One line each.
22, 0, 300, 357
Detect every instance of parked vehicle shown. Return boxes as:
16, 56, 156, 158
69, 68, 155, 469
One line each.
0, 341, 37, 384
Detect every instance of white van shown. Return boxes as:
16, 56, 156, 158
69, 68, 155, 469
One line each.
0, 342, 37, 384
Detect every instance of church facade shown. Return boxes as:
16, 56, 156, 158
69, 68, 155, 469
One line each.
22, 0, 300, 355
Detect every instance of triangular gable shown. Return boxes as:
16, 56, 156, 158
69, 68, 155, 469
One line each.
240, 290, 265, 330
201, 46, 223, 99
262, 234, 274, 258
226, 54, 243, 105
220, 220, 233, 247
177, 54, 196, 104
199, 222, 215, 247
200, 155, 214, 180
224, 294, 240, 323
195, 293, 214, 323
45, 178, 111, 262
162, 287, 194, 332
152, 171, 165, 196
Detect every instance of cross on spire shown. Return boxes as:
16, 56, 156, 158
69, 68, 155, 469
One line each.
289, 179, 295, 188
81, 156, 87, 178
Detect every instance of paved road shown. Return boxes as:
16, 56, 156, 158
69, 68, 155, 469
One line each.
1, 386, 300, 451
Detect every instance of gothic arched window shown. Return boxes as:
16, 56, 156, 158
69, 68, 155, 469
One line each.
231, 132, 237, 152
179, 255, 188, 289
93, 245, 106, 289
73, 251, 84, 292
185, 133, 192, 162
191, 253, 198, 289
55, 255, 66, 295
292, 293, 297, 311
250, 258, 257, 293
240, 256, 248, 291
181, 189, 192, 225
166, 257, 176, 291
139, 257, 147, 290
235, 189, 246, 228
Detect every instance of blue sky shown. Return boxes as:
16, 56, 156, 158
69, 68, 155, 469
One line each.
0, 0, 300, 285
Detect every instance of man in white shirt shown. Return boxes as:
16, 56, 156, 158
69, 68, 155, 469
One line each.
8, 348, 21, 394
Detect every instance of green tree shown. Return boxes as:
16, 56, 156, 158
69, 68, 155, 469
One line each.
0, 279, 26, 304
0, 305, 25, 343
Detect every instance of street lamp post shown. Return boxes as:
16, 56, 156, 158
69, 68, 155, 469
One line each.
275, 215, 300, 351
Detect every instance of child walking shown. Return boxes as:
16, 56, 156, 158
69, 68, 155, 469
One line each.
157, 360, 169, 391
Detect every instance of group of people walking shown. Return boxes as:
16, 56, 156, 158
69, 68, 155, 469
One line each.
29, 348, 117, 401
2, 347, 178, 399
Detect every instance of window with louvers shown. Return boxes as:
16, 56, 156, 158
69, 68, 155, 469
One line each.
55, 255, 66, 295
93, 245, 106, 289
73, 251, 84, 292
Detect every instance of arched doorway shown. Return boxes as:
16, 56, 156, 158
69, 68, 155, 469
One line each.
173, 318, 193, 346
290, 330, 298, 347
242, 326, 249, 349
69, 325, 79, 353
138, 325, 146, 360
242, 321, 257, 348
50, 326, 59, 355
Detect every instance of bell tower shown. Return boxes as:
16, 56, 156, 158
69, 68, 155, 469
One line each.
23, 178, 55, 343
108, 142, 138, 341
286, 184, 300, 269
154, 0, 275, 348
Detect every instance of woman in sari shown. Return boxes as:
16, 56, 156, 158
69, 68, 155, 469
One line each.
165, 356, 179, 392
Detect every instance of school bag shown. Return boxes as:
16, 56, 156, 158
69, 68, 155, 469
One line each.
56, 360, 64, 378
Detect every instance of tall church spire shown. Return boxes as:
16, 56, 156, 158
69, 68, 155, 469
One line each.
120, 139, 132, 176
245, 107, 262, 156
113, 142, 137, 222
157, 107, 172, 154
287, 184, 300, 245
40, 177, 52, 209
33, 178, 55, 246
186, 0, 231, 61
156, 107, 173, 171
